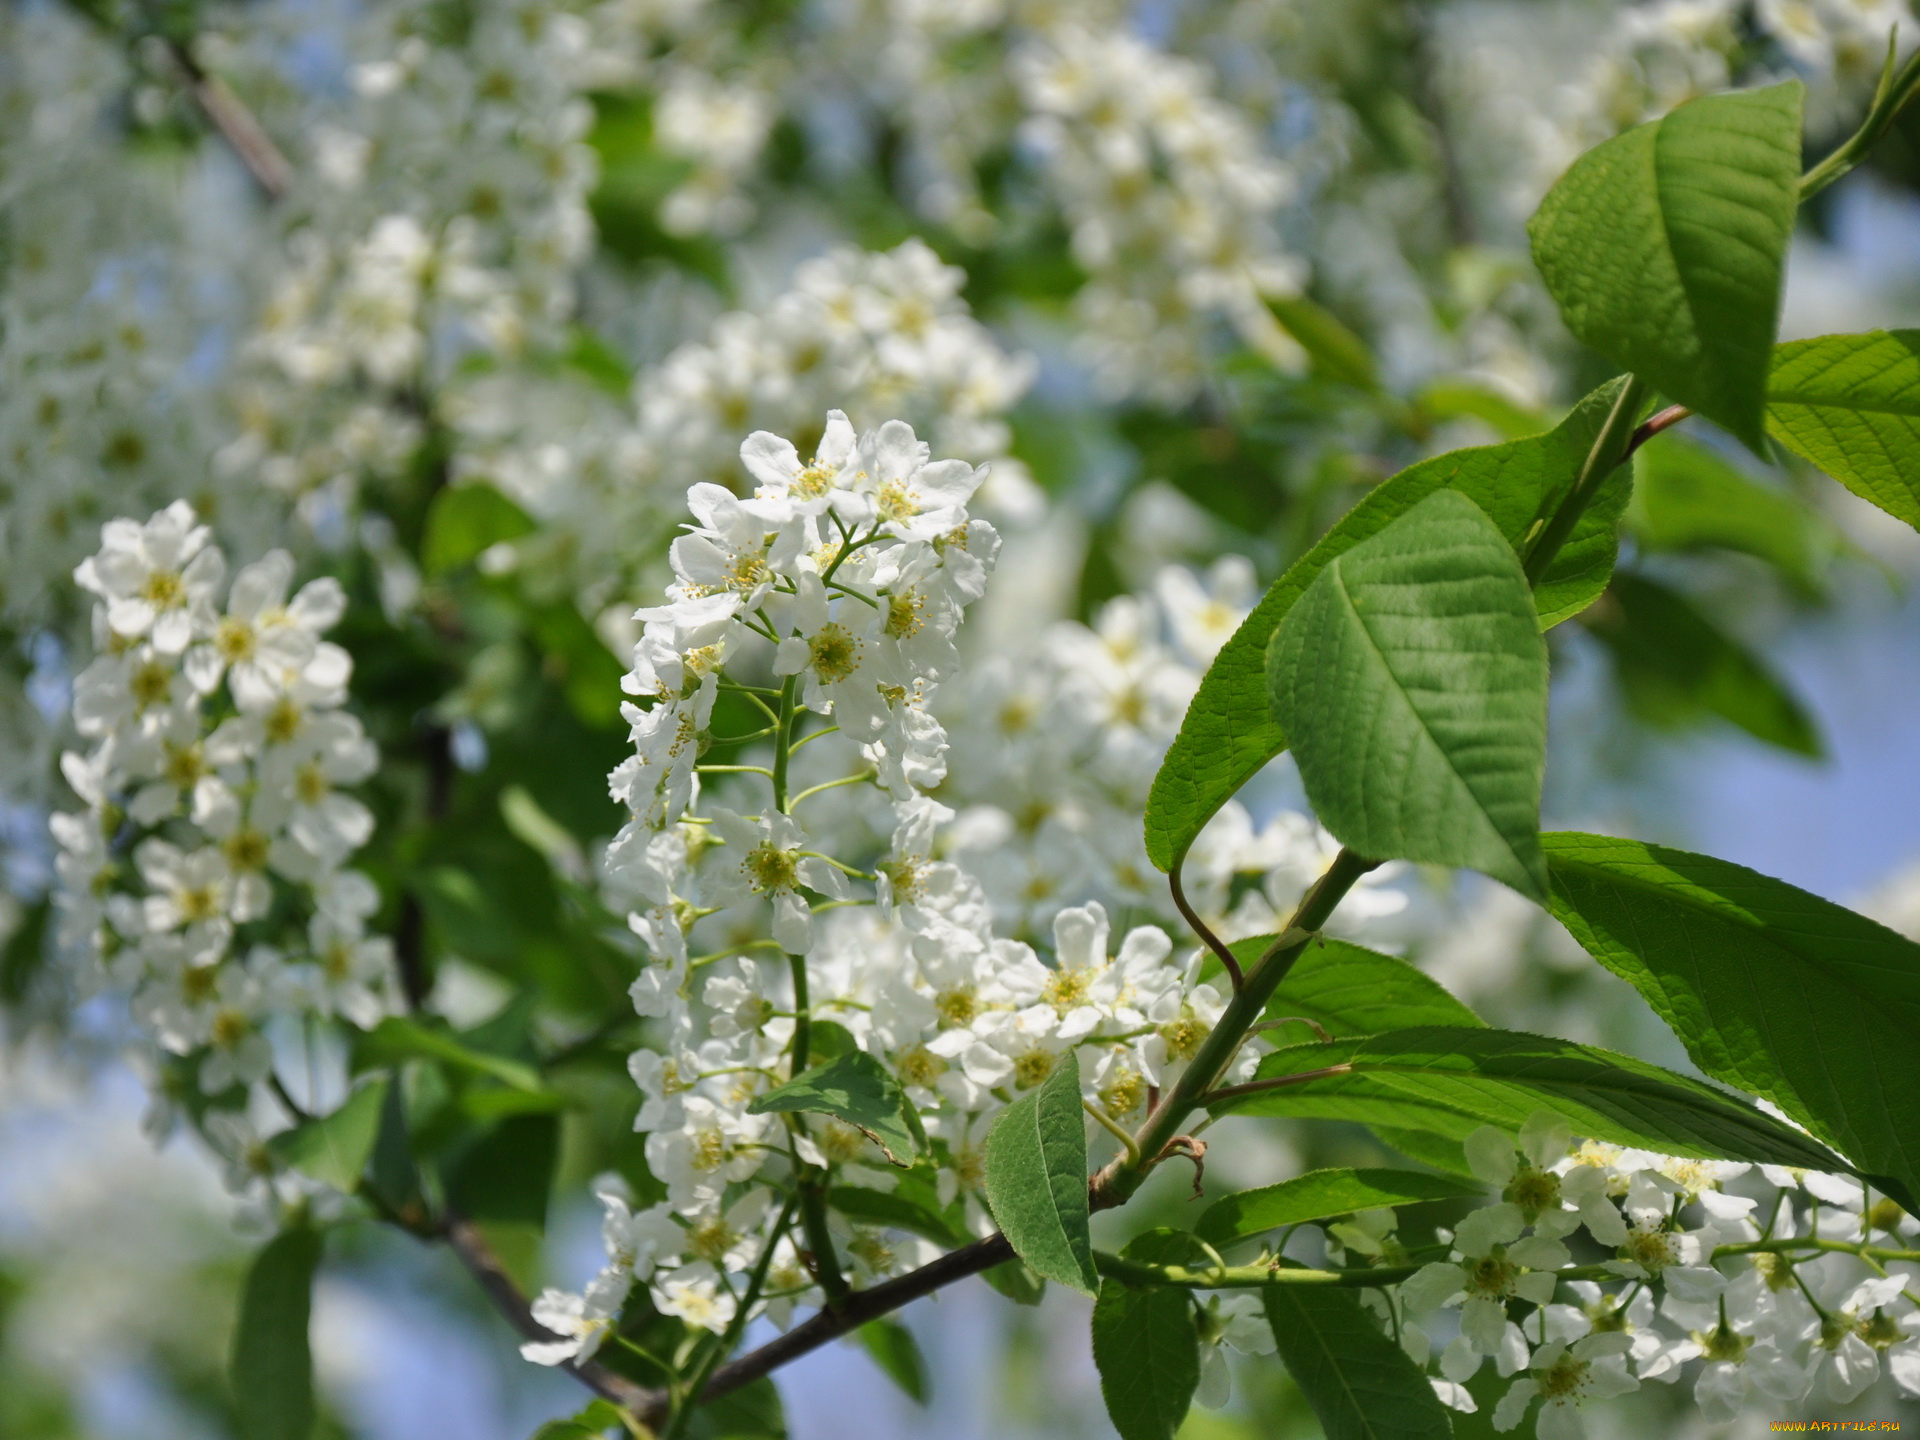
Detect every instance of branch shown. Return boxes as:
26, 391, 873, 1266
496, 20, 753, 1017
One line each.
164, 38, 293, 201
1623, 404, 1690, 459
685, 1233, 1014, 1418
443, 1214, 657, 1414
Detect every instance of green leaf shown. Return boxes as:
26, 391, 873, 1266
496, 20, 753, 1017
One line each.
747, 1051, 918, 1167
980, 1258, 1047, 1306
1767, 329, 1920, 529
1368, 1126, 1475, 1179
1211, 1026, 1849, 1173
1545, 832, 1920, 1210
267, 1078, 389, 1192
231, 1228, 321, 1440
856, 1318, 930, 1404
1529, 82, 1803, 450
1196, 1167, 1482, 1247
686, 1376, 786, 1439
1092, 1231, 1202, 1440
421, 482, 536, 578
1267, 488, 1551, 900
1267, 295, 1380, 392
532, 1400, 628, 1440
445, 1114, 560, 1227
1265, 1279, 1454, 1440
1628, 434, 1835, 593
353, 1015, 550, 1094
1585, 573, 1823, 756
984, 1053, 1097, 1295
1243, 936, 1485, 1037
1144, 376, 1631, 874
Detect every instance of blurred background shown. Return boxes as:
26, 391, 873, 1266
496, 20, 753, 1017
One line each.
5, 0, 1920, 1435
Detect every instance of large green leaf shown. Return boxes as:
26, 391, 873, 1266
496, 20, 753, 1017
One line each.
1585, 573, 1823, 756
857, 1318, 930, 1404
1240, 935, 1485, 1037
1267, 489, 1551, 900
1092, 1231, 1202, 1440
1529, 82, 1803, 450
231, 1228, 321, 1440
1265, 1279, 1454, 1440
1144, 377, 1633, 874
1210, 1026, 1848, 1173
747, 1051, 918, 1167
1768, 329, 1920, 529
267, 1078, 389, 1193
984, 1054, 1098, 1295
1628, 433, 1836, 593
1197, 1167, 1483, 1247
1546, 832, 1920, 1209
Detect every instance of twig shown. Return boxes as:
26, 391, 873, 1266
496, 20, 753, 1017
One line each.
685, 1233, 1014, 1418
164, 38, 292, 201
443, 1214, 655, 1414
1623, 404, 1690, 458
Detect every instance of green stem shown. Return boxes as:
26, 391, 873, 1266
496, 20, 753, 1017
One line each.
788, 952, 812, 1079
770, 676, 798, 813
1522, 376, 1651, 586
662, 1193, 800, 1440
1092, 848, 1379, 1209
1800, 40, 1920, 202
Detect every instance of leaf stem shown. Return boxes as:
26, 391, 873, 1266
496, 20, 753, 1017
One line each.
1170, 862, 1242, 990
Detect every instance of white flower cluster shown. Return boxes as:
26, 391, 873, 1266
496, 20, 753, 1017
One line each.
569, 1, 1307, 402
520, 414, 1269, 1361
1301, 1114, 1920, 1437
1009, 24, 1305, 401
450, 239, 1041, 618
51, 504, 394, 1121
218, 0, 602, 522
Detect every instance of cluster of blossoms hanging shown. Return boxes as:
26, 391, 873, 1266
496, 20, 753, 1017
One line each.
51, 503, 394, 1145
519, 413, 1278, 1358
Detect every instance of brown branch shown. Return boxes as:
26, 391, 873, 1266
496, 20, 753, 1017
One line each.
443, 1214, 659, 1414
684, 1233, 1014, 1418
164, 38, 292, 202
